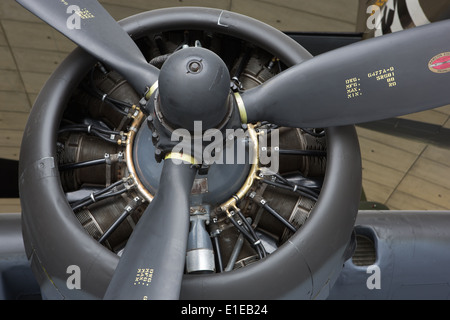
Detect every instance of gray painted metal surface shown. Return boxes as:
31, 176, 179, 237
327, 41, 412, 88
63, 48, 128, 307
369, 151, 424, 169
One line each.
329, 210, 450, 300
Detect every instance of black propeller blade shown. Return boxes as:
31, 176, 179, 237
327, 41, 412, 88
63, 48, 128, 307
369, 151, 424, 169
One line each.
240, 19, 450, 128
104, 156, 197, 300
16, 0, 159, 93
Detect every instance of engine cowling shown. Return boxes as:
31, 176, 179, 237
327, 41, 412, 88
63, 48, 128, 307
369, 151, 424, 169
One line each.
19, 8, 361, 299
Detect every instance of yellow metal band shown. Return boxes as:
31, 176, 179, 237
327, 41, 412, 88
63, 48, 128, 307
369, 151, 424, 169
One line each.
145, 81, 159, 100
125, 109, 154, 202
164, 152, 198, 165
234, 92, 247, 124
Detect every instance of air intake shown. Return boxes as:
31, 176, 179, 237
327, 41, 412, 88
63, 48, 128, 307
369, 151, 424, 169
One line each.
352, 234, 376, 266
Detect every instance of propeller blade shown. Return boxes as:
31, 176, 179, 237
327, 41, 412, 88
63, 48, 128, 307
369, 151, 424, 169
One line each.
240, 20, 450, 128
104, 155, 197, 300
16, 0, 158, 93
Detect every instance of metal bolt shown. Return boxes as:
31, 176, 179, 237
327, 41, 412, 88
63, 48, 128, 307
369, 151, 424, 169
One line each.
189, 62, 200, 72
187, 60, 202, 73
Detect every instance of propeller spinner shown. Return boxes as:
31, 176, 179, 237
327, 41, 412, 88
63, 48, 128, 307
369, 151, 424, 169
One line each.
158, 47, 232, 132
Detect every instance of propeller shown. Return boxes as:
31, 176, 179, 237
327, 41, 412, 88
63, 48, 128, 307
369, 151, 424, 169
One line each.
239, 19, 450, 128
16, 0, 159, 94
17, 0, 450, 300
103, 155, 197, 300
17, 0, 450, 128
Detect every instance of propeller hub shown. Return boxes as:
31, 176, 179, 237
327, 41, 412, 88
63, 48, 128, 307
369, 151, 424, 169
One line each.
158, 47, 231, 132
